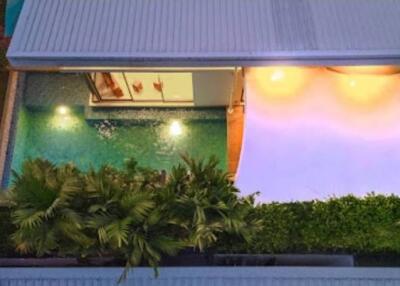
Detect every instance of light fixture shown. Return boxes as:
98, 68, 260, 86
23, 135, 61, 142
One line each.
169, 120, 183, 136
250, 67, 313, 100
327, 66, 400, 76
51, 105, 80, 130
332, 71, 396, 106
349, 79, 357, 87
270, 69, 285, 82
56, 105, 69, 115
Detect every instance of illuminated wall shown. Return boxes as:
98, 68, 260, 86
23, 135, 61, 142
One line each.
236, 66, 400, 202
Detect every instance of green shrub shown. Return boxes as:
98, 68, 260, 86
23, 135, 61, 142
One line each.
164, 156, 260, 251
216, 194, 400, 254
0, 206, 15, 257
2, 156, 400, 278
1, 157, 257, 282
4, 159, 92, 257
83, 160, 185, 281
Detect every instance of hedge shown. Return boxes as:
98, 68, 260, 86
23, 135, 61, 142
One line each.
0, 206, 16, 257
1, 194, 400, 257
217, 194, 400, 254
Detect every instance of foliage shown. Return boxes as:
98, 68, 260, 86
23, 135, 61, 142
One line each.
2, 156, 400, 280
164, 155, 261, 251
3, 159, 92, 257
84, 161, 185, 281
0, 156, 256, 282
216, 194, 400, 254
0, 206, 15, 257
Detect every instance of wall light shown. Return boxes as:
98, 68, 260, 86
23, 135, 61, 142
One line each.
169, 120, 183, 136
328, 66, 400, 76
348, 79, 357, 88
270, 69, 285, 82
250, 67, 314, 100
56, 105, 69, 115
51, 105, 79, 130
327, 66, 400, 107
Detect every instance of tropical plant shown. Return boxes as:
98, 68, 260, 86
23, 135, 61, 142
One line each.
164, 155, 261, 252
84, 160, 185, 281
1, 156, 260, 283
3, 159, 92, 257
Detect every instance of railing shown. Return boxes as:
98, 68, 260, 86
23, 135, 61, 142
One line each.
0, 267, 399, 286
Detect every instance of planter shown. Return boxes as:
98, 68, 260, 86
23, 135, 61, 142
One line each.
0, 257, 125, 267
0, 254, 354, 267
212, 254, 354, 267
161, 253, 210, 266
0, 257, 79, 267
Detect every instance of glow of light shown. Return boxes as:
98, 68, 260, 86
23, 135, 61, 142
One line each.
51, 106, 79, 130
329, 66, 400, 75
169, 120, 183, 136
334, 72, 396, 107
56, 105, 69, 115
251, 67, 314, 100
270, 69, 285, 82
349, 79, 357, 87
51, 115, 79, 130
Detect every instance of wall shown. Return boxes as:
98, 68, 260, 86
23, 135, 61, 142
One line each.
193, 70, 241, 106
236, 67, 400, 202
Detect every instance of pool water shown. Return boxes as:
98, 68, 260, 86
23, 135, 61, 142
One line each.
5, 0, 24, 36
9, 106, 227, 178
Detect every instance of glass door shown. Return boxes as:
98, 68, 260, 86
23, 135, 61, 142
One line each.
88, 72, 194, 105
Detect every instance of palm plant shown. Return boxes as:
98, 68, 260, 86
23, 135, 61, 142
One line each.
2, 156, 258, 283
3, 159, 92, 257
84, 160, 185, 282
164, 155, 261, 252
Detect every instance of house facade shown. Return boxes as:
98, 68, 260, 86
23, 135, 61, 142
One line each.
2, 0, 400, 201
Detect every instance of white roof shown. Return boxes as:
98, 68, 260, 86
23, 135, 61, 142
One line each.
7, 0, 400, 68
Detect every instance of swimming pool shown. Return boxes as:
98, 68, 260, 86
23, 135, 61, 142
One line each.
1, 73, 227, 187
5, 0, 24, 36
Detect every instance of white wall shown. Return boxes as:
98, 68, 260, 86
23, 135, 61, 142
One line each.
193, 70, 238, 106
236, 67, 400, 202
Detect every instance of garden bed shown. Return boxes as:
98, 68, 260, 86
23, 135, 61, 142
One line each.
1, 157, 400, 281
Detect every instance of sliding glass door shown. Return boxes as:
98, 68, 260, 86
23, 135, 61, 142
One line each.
86, 72, 194, 105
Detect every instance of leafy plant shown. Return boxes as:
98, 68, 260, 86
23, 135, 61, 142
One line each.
217, 194, 400, 254
1, 156, 260, 282
3, 157, 400, 280
164, 155, 261, 252
84, 160, 185, 281
3, 159, 92, 257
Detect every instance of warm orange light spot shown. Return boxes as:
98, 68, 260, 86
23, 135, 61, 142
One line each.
330, 66, 400, 75
334, 72, 397, 108
250, 67, 314, 100
348, 79, 357, 88
270, 69, 285, 82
